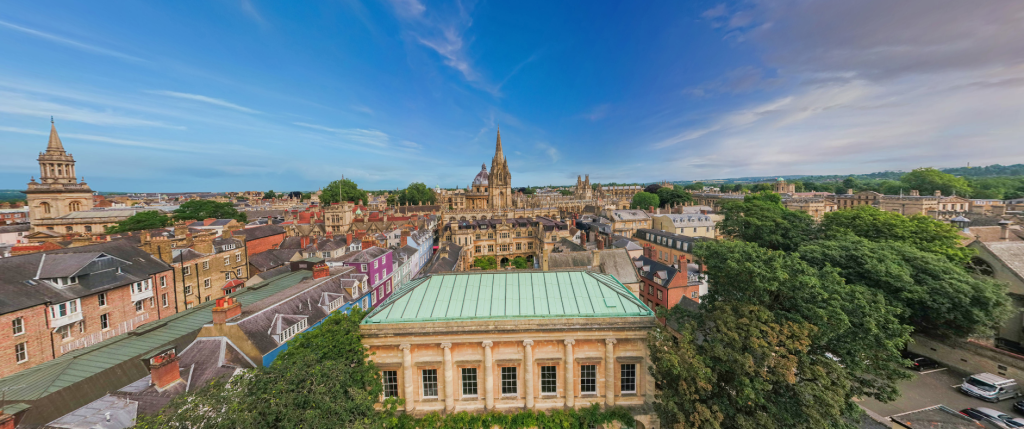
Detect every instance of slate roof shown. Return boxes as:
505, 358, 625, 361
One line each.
0, 270, 313, 426
547, 249, 640, 285
248, 249, 300, 272
609, 210, 651, 221
232, 224, 285, 241
0, 240, 171, 314
187, 219, 234, 228
634, 255, 679, 286
363, 270, 651, 324
422, 242, 462, 275
0, 224, 30, 234
984, 242, 1024, 283
335, 246, 389, 263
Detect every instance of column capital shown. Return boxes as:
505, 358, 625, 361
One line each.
605, 338, 617, 345
564, 339, 575, 346
399, 343, 411, 351
523, 340, 534, 346
440, 342, 452, 349
482, 341, 493, 348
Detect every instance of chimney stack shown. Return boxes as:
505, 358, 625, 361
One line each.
847, 188, 854, 195
212, 297, 242, 325
346, 232, 353, 246
1000, 220, 1012, 240
592, 249, 601, 268
542, 246, 550, 271
148, 350, 183, 391
910, 190, 920, 196
312, 262, 330, 279
934, 190, 942, 197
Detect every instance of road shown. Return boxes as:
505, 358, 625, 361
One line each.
859, 367, 1022, 418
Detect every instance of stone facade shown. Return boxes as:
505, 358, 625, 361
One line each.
23, 121, 95, 233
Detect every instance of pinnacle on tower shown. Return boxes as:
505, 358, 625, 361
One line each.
494, 127, 504, 162
47, 119, 65, 152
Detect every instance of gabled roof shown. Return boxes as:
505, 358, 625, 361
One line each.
363, 270, 652, 324
37, 252, 106, 278
233, 224, 286, 240
335, 246, 389, 263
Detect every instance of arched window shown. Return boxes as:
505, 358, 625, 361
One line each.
40, 202, 51, 214
69, 201, 81, 211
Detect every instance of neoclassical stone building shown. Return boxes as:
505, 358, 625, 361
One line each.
361, 271, 658, 428
24, 121, 95, 232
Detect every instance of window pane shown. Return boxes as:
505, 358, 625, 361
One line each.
462, 368, 478, 396
382, 371, 399, 398
501, 367, 517, 395
621, 364, 637, 393
422, 369, 438, 397
581, 365, 597, 393
541, 365, 557, 393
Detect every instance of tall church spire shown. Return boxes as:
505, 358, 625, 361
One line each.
494, 126, 504, 162
47, 118, 65, 153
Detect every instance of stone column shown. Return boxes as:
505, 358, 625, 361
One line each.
524, 340, 535, 408
483, 341, 494, 410
400, 343, 414, 412
564, 339, 575, 408
442, 343, 454, 411
605, 339, 616, 406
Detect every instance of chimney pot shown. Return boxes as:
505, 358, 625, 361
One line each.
149, 351, 183, 390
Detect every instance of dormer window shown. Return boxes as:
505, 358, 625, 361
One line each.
52, 276, 79, 287
281, 318, 309, 342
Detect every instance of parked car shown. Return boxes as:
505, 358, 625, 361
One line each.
1014, 399, 1024, 414
900, 350, 941, 371
962, 407, 988, 420
974, 407, 1019, 427
1007, 418, 1024, 428
962, 373, 1022, 402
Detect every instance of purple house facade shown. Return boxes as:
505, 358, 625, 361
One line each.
337, 247, 394, 307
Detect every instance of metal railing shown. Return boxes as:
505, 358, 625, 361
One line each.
59, 313, 149, 355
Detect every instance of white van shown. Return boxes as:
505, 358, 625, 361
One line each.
961, 373, 1021, 402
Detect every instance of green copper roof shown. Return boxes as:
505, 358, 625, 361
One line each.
363, 270, 652, 324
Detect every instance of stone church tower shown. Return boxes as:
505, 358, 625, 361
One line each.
487, 128, 512, 208
24, 120, 94, 231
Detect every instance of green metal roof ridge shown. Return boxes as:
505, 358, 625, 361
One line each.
362, 271, 654, 325
0, 270, 313, 401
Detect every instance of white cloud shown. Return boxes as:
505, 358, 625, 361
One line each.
387, 0, 426, 19
239, 0, 266, 25
292, 122, 392, 148
0, 91, 183, 129
147, 90, 260, 113
0, 19, 145, 63
535, 142, 561, 163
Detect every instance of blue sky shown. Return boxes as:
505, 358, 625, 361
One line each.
1, 1, 1022, 192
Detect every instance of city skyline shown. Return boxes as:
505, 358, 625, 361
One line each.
1, 1, 1022, 192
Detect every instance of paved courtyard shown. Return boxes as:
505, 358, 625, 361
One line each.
859, 367, 1022, 418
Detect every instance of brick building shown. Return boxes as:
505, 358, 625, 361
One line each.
634, 255, 706, 313
361, 270, 657, 427
633, 228, 712, 268
233, 224, 286, 256
0, 240, 173, 378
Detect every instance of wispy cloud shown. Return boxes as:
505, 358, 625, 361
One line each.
535, 142, 561, 163
239, 0, 266, 25
0, 19, 145, 63
578, 104, 611, 121
147, 90, 260, 113
66, 133, 213, 153
388, 0, 426, 19
0, 91, 183, 129
292, 122, 392, 148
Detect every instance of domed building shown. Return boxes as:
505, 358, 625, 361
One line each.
462, 129, 512, 210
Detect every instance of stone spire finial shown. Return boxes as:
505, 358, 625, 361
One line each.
494, 127, 504, 162
47, 119, 65, 152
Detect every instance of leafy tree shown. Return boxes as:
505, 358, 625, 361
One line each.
135, 309, 399, 428
264, 190, 278, 199
717, 191, 814, 252
473, 256, 497, 270
510, 256, 530, 269
104, 210, 171, 234
301, 192, 312, 201
718, 183, 734, 193
842, 176, 858, 190
397, 182, 437, 205
684, 182, 704, 191
819, 206, 972, 264
653, 240, 912, 428
656, 187, 693, 207
900, 167, 970, 196
644, 184, 663, 194
750, 183, 773, 193
386, 194, 398, 206
630, 192, 660, 210
320, 179, 369, 205
798, 237, 1012, 338
558, 189, 573, 196
173, 200, 247, 223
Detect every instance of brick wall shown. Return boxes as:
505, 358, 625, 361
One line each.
52, 283, 162, 358
0, 305, 51, 378
175, 250, 249, 310
246, 233, 285, 256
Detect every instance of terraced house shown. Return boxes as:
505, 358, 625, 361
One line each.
0, 240, 173, 378
361, 271, 658, 428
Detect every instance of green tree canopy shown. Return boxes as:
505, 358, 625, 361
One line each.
900, 167, 971, 196
473, 256, 497, 270
510, 256, 529, 269
717, 191, 815, 252
650, 240, 913, 428
819, 205, 972, 264
320, 179, 368, 205
397, 182, 437, 205
104, 210, 172, 234
264, 190, 278, 199
173, 200, 247, 223
630, 192, 660, 210
655, 187, 693, 207
798, 237, 1012, 338
718, 183, 734, 193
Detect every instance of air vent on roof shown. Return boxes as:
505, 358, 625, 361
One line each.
23, 279, 37, 286
604, 298, 618, 308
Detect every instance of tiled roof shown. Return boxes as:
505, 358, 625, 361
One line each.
232, 224, 286, 240
363, 270, 651, 324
